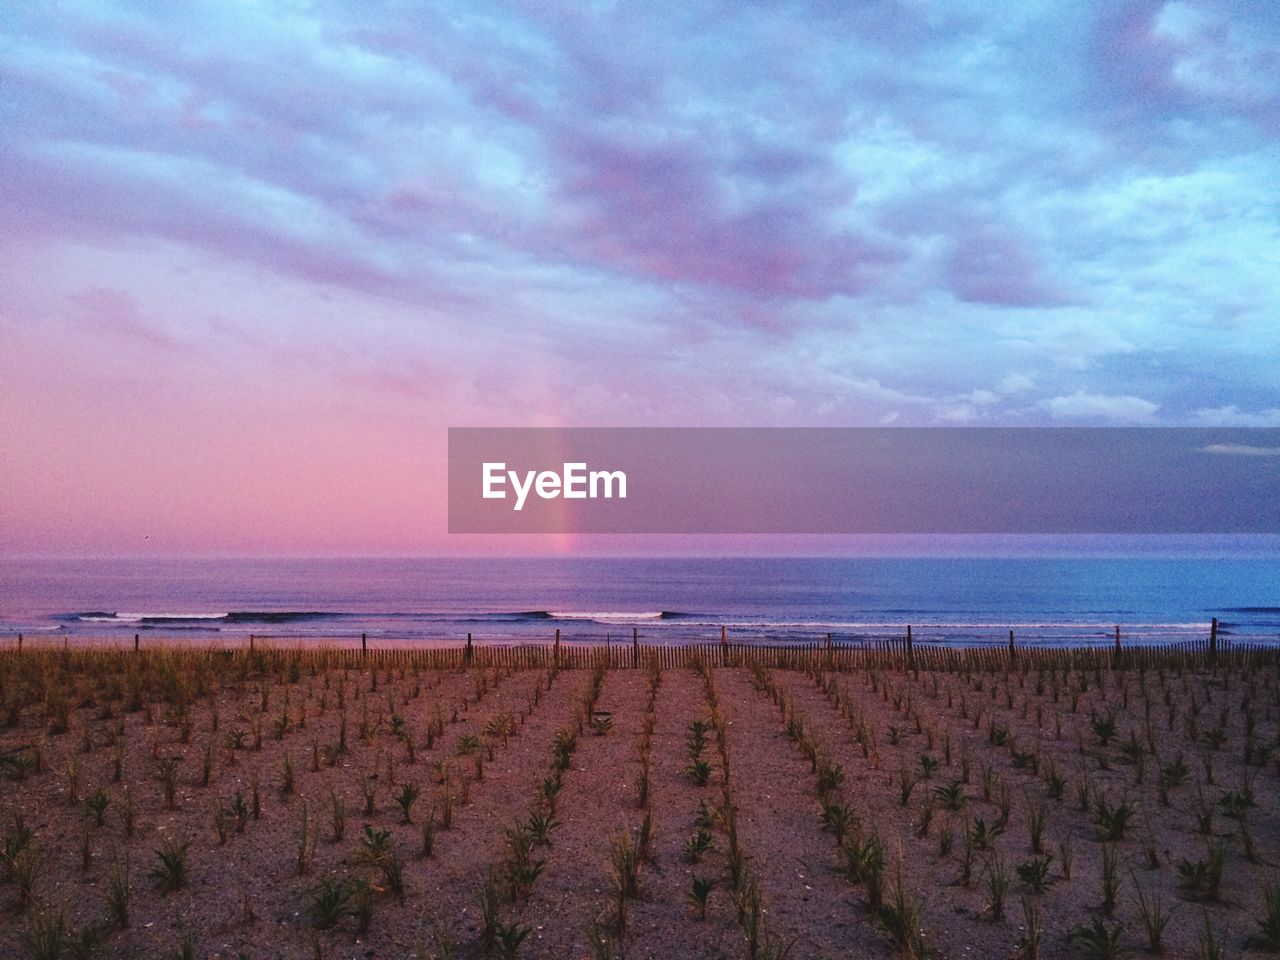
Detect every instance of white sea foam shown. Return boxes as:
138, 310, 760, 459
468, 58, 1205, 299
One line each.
548, 611, 664, 622
81, 612, 228, 622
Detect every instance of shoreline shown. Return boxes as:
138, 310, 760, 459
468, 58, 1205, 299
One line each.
0, 616, 1254, 652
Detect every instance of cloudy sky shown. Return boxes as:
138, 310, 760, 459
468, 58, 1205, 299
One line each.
2, 1, 1278, 555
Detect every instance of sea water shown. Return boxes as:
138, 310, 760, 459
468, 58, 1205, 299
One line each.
2, 556, 1277, 647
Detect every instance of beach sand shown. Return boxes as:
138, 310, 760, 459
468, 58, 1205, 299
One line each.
0, 649, 1277, 959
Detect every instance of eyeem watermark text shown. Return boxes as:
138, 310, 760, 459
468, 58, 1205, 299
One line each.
482, 462, 627, 511
450, 427, 1280, 533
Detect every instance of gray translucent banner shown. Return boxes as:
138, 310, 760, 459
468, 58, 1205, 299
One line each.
447, 428, 1280, 534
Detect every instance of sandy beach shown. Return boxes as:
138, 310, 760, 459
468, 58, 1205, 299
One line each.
1, 645, 1277, 959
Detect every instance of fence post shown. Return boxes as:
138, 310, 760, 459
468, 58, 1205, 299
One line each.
1008, 629, 1016, 659
632, 626, 639, 668
720, 624, 728, 666
361, 633, 367, 658
1209, 617, 1218, 662
465, 632, 473, 664
906, 624, 914, 665
17, 633, 22, 651
249, 633, 254, 654
554, 628, 560, 668
134, 633, 140, 653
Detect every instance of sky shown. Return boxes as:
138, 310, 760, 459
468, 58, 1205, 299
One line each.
1, 1, 1278, 556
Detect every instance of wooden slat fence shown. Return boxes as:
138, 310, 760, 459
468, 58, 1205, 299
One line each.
2, 636, 1276, 673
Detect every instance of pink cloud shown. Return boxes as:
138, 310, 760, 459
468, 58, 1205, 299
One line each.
69, 287, 180, 349
554, 131, 898, 299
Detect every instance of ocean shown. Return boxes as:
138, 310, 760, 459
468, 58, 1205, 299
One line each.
1, 556, 1278, 648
